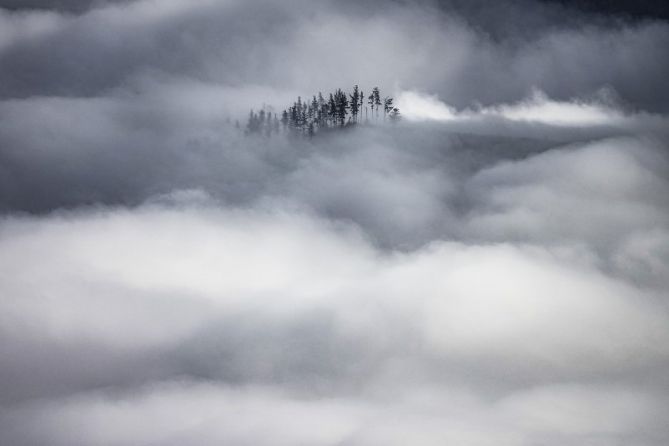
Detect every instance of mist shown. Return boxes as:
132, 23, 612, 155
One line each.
1, 0, 668, 445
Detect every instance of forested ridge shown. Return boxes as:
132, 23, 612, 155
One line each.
243, 85, 400, 137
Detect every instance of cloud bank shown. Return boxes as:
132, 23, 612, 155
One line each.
0, 0, 668, 445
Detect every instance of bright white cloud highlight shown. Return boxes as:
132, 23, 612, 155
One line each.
398, 89, 629, 127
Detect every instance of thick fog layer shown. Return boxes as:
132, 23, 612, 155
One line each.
1, 0, 668, 445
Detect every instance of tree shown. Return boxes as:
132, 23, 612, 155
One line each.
273, 113, 280, 134
367, 91, 375, 119
289, 104, 299, 133
372, 87, 381, 119
383, 97, 393, 120
296, 96, 303, 131
318, 92, 326, 127
245, 85, 399, 138
350, 85, 360, 123
310, 96, 318, 128
245, 110, 255, 135
328, 93, 337, 127
300, 102, 307, 135
281, 110, 288, 132
359, 90, 365, 121
334, 88, 349, 126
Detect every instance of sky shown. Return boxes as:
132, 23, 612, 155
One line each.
0, 0, 668, 445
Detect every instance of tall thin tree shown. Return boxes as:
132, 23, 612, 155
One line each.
350, 85, 360, 123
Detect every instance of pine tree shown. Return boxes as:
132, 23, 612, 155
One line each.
273, 113, 280, 134
301, 102, 307, 135
383, 97, 394, 120
334, 88, 349, 126
245, 110, 260, 135
244, 85, 399, 138
290, 104, 299, 133
368, 91, 375, 119
310, 96, 318, 126
350, 85, 360, 123
317, 92, 326, 128
296, 96, 303, 132
372, 87, 381, 119
281, 110, 288, 132
328, 93, 337, 127
359, 90, 365, 121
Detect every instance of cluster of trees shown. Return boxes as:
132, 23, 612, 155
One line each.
242, 108, 281, 137
243, 86, 400, 137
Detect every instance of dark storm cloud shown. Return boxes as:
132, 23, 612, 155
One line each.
0, 0, 132, 13
1, 0, 669, 445
549, 0, 669, 20
0, 0, 668, 110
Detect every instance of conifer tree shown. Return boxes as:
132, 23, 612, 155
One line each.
368, 91, 375, 119
310, 96, 318, 125
317, 92, 326, 127
245, 85, 398, 138
383, 97, 394, 120
296, 96, 303, 131
334, 88, 349, 126
372, 87, 381, 119
328, 93, 337, 127
281, 110, 288, 132
350, 85, 360, 123
290, 104, 299, 132
245, 110, 260, 135
273, 113, 280, 134
301, 102, 307, 134
359, 90, 365, 121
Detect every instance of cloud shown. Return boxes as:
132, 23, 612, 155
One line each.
1, 198, 668, 444
0, 0, 131, 13
398, 88, 669, 131
1, 0, 668, 444
2, 379, 666, 446
396, 90, 459, 121
482, 90, 624, 126
0, 0, 668, 109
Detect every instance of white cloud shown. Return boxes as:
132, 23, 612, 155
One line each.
396, 90, 459, 121
397, 89, 643, 127
482, 89, 624, 126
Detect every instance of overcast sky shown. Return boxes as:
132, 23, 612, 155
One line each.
0, 0, 668, 445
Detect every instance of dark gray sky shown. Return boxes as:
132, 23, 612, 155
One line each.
552, 0, 669, 19
0, 1, 668, 445
3, 0, 668, 18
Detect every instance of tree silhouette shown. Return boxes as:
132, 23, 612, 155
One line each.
328, 93, 337, 127
372, 87, 381, 119
334, 89, 349, 126
350, 85, 360, 123
367, 91, 375, 120
383, 97, 393, 120
245, 85, 399, 138
359, 90, 365, 122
